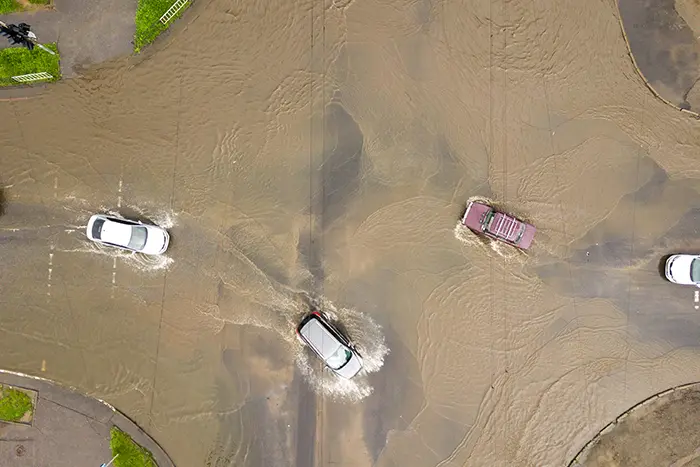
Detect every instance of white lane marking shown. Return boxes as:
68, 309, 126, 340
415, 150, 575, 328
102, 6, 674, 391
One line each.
117, 178, 123, 208
47, 246, 54, 296
695, 290, 699, 310
53, 176, 58, 199
111, 256, 117, 298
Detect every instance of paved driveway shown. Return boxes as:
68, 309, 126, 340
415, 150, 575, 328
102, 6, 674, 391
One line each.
0, 0, 136, 78
0, 371, 174, 467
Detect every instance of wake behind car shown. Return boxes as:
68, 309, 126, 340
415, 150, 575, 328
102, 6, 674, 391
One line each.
86, 214, 170, 255
296, 311, 363, 379
461, 200, 536, 250
665, 254, 700, 286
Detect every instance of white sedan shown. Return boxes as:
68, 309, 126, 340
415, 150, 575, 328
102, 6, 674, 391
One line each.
665, 254, 700, 286
86, 214, 170, 256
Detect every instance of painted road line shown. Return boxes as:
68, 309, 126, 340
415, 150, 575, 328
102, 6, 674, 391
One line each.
47, 246, 54, 296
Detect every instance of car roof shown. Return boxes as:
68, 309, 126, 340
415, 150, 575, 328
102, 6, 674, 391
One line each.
298, 315, 343, 360
99, 218, 133, 246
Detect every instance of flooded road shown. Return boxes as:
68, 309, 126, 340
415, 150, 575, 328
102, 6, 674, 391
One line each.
3, 0, 700, 465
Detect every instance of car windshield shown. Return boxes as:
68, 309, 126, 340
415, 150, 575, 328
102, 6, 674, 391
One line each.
691, 259, 700, 282
91, 219, 105, 240
127, 226, 148, 250
326, 346, 352, 370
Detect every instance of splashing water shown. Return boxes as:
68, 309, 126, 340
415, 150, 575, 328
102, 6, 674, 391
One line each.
111, 202, 179, 230
67, 241, 175, 273
453, 195, 529, 263
196, 289, 389, 402
62, 195, 179, 230
294, 295, 389, 402
57, 199, 177, 273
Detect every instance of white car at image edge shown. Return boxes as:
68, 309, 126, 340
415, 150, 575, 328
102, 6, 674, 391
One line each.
665, 254, 700, 286
86, 214, 170, 256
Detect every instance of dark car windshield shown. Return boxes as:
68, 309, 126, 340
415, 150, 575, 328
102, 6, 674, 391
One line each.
326, 346, 352, 370
127, 226, 148, 250
91, 219, 105, 240
691, 259, 700, 282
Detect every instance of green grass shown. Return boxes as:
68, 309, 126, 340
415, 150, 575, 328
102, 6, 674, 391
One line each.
134, 0, 191, 53
0, 0, 21, 14
0, 0, 50, 12
0, 43, 60, 86
110, 427, 157, 467
0, 385, 33, 422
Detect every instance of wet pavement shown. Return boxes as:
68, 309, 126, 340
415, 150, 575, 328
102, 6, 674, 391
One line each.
0, 0, 135, 79
1, 0, 700, 466
618, 0, 700, 112
0, 370, 173, 467
573, 383, 700, 466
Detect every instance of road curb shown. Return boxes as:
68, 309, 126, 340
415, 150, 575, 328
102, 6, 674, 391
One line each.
0, 369, 175, 467
567, 380, 700, 466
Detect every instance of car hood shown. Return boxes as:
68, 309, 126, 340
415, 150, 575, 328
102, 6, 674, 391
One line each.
668, 255, 695, 284
141, 226, 169, 255
333, 352, 363, 379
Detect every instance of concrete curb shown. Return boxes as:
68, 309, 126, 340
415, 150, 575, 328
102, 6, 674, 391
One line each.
567, 381, 700, 466
614, 0, 700, 120
0, 369, 175, 467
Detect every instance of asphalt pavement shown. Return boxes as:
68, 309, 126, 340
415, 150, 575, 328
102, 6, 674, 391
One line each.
0, 371, 174, 467
0, 0, 136, 78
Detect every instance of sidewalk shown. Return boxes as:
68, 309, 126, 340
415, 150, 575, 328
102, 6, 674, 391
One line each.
0, 0, 136, 79
0, 370, 174, 467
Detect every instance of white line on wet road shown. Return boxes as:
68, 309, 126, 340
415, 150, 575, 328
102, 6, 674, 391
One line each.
47, 246, 54, 296
111, 257, 117, 298
117, 178, 123, 208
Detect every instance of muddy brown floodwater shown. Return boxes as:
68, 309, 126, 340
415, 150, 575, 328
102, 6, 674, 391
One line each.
3, 0, 700, 466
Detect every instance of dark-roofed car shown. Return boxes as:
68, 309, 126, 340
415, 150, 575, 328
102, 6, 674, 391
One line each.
296, 311, 363, 379
86, 214, 170, 256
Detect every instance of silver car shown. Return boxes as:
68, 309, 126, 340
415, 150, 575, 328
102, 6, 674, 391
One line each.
86, 214, 170, 256
296, 312, 363, 379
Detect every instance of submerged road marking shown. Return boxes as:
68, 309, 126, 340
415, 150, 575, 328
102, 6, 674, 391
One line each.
117, 178, 123, 208
41, 360, 46, 372
53, 176, 58, 199
695, 290, 699, 310
47, 247, 54, 296
111, 257, 117, 298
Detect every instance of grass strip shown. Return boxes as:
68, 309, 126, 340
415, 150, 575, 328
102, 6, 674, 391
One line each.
110, 426, 158, 467
134, 0, 191, 52
0, 385, 33, 422
0, 43, 60, 86
0, 0, 21, 14
27, 0, 51, 4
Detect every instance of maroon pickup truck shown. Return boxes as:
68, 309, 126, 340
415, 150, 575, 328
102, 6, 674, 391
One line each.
460, 201, 536, 250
